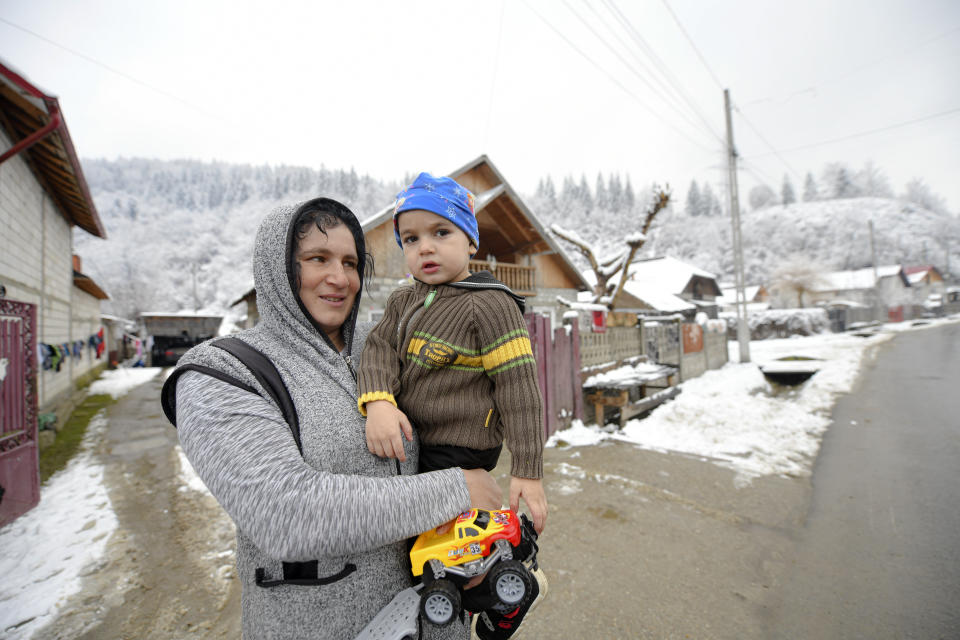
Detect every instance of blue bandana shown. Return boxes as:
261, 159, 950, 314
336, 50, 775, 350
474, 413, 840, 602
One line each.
393, 172, 478, 250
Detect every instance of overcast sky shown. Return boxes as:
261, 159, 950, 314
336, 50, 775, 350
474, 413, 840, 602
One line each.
2, 0, 958, 212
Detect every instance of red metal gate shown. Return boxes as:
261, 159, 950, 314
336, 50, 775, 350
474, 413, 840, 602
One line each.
0, 299, 39, 527
525, 314, 583, 439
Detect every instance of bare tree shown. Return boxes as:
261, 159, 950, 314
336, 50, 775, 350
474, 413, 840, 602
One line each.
551, 186, 670, 310
772, 254, 828, 308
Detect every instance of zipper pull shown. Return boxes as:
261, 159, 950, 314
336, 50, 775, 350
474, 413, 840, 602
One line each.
343, 354, 357, 382
424, 289, 437, 309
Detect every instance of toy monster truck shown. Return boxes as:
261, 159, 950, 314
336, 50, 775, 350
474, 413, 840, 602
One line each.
410, 508, 536, 627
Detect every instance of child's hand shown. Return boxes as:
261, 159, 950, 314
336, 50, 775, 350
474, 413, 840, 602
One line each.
510, 476, 547, 535
364, 400, 413, 462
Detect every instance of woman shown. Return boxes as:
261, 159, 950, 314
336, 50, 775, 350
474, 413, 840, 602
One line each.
161, 198, 499, 638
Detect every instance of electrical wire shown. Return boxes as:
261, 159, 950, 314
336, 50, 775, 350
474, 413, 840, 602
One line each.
0, 17, 230, 124
659, 0, 725, 91
733, 106, 803, 183
518, 0, 717, 153
743, 105, 960, 159
600, 0, 727, 145
573, 0, 719, 142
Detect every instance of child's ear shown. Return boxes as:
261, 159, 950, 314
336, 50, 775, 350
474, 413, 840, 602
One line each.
469, 243, 478, 256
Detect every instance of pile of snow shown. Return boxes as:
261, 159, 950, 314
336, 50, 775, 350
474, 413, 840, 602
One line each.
548, 327, 911, 485
0, 413, 116, 639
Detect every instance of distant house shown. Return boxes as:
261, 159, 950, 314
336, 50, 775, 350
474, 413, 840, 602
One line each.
716, 284, 770, 313
230, 286, 258, 329
1, 58, 109, 412
588, 255, 722, 322
903, 265, 944, 304
803, 265, 912, 308
359, 155, 591, 328
228, 156, 591, 330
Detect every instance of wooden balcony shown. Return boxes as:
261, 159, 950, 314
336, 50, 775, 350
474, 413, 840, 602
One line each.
469, 260, 537, 296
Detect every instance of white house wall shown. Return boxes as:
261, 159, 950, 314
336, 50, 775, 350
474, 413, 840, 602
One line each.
1, 126, 103, 408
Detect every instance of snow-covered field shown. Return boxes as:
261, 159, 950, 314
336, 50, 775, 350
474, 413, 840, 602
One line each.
548, 316, 960, 486
0, 368, 160, 640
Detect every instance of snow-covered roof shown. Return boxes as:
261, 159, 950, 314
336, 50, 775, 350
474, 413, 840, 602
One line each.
907, 271, 928, 285
620, 280, 695, 312
624, 256, 718, 294
812, 265, 904, 292
718, 285, 762, 305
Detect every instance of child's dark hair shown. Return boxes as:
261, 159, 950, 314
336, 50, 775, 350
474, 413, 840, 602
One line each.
286, 197, 374, 295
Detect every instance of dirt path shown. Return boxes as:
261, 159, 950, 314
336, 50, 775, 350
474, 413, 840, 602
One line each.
38, 374, 240, 639
37, 369, 816, 639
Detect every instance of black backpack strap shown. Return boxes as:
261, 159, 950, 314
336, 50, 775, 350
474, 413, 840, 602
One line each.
161, 363, 256, 426
210, 337, 302, 455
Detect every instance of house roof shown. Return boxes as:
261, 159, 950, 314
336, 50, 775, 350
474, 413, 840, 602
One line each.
0, 58, 106, 238
620, 281, 695, 312
73, 270, 109, 300
626, 256, 718, 293
360, 155, 590, 291
813, 265, 904, 292
718, 285, 763, 305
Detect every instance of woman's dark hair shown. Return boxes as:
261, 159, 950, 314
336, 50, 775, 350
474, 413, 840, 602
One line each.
286, 197, 374, 296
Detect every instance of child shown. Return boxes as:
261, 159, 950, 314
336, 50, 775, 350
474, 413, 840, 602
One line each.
357, 172, 547, 638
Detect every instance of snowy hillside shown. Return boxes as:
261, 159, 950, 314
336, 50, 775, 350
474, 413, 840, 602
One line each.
74, 158, 959, 321
539, 196, 960, 286
74, 159, 401, 320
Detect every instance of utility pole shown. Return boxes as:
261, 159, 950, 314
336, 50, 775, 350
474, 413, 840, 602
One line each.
192, 263, 199, 313
724, 89, 750, 363
869, 220, 881, 320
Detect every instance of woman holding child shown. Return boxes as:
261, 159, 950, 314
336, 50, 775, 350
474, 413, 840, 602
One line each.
162, 196, 498, 638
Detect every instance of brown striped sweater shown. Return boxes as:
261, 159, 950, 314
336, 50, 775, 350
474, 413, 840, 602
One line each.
358, 274, 544, 479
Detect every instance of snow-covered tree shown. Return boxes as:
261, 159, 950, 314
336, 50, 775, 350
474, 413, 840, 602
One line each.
902, 177, 948, 214
748, 184, 777, 210
686, 180, 702, 216
781, 175, 796, 205
608, 173, 623, 211
803, 172, 818, 202
623, 176, 635, 211
551, 186, 671, 310
772, 254, 828, 308
855, 161, 893, 198
822, 162, 860, 199
595, 173, 608, 210
701, 182, 722, 216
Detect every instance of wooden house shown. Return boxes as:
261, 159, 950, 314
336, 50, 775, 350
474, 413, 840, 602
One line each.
358, 155, 591, 326
1, 58, 108, 412
802, 265, 912, 308
904, 265, 945, 304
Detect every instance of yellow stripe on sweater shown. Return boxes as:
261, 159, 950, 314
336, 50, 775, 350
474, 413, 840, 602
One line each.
357, 391, 397, 417
481, 337, 534, 372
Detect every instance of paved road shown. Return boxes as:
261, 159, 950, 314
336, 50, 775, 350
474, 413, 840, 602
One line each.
765, 322, 960, 639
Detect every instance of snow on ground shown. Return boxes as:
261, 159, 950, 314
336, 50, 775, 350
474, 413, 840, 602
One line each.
548, 316, 960, 486
0, 367, 161, 639
0, 412, 115, 639
86, 367, 161, 398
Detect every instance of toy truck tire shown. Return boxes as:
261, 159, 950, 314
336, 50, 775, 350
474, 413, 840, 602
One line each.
489, 559, 532, 607
420, 579, 460, 626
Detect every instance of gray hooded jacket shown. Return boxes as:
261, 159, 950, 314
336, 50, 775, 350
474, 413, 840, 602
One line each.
164, 201, 471, 639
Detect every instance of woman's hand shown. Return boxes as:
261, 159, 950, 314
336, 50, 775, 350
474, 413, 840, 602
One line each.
364, 400, 413, 462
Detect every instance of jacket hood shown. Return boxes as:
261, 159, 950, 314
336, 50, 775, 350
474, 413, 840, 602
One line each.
253, 201, 361, 355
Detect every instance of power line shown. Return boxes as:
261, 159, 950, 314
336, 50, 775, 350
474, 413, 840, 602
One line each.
600, 0, 726, 145
741, 23, 960, 109
659, 0, 725, 91
733, 106, 803, 183
0, 17, 230, 124
743, 105, 960, 159
518, 0, 717, 153
561, 0, 717, 143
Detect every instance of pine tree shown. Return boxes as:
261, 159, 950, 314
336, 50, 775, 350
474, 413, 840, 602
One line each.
803, 172, 818, 202
609, 173, 623, 210
781, 174, 796, 205
595, 172, 609, 210
579, 173, 593, 210
686, 180, 702, 216
623, 175, 635, 211
701, 182, 720, 216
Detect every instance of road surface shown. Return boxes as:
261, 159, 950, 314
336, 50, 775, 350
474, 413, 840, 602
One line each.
765, 322, 960, 638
